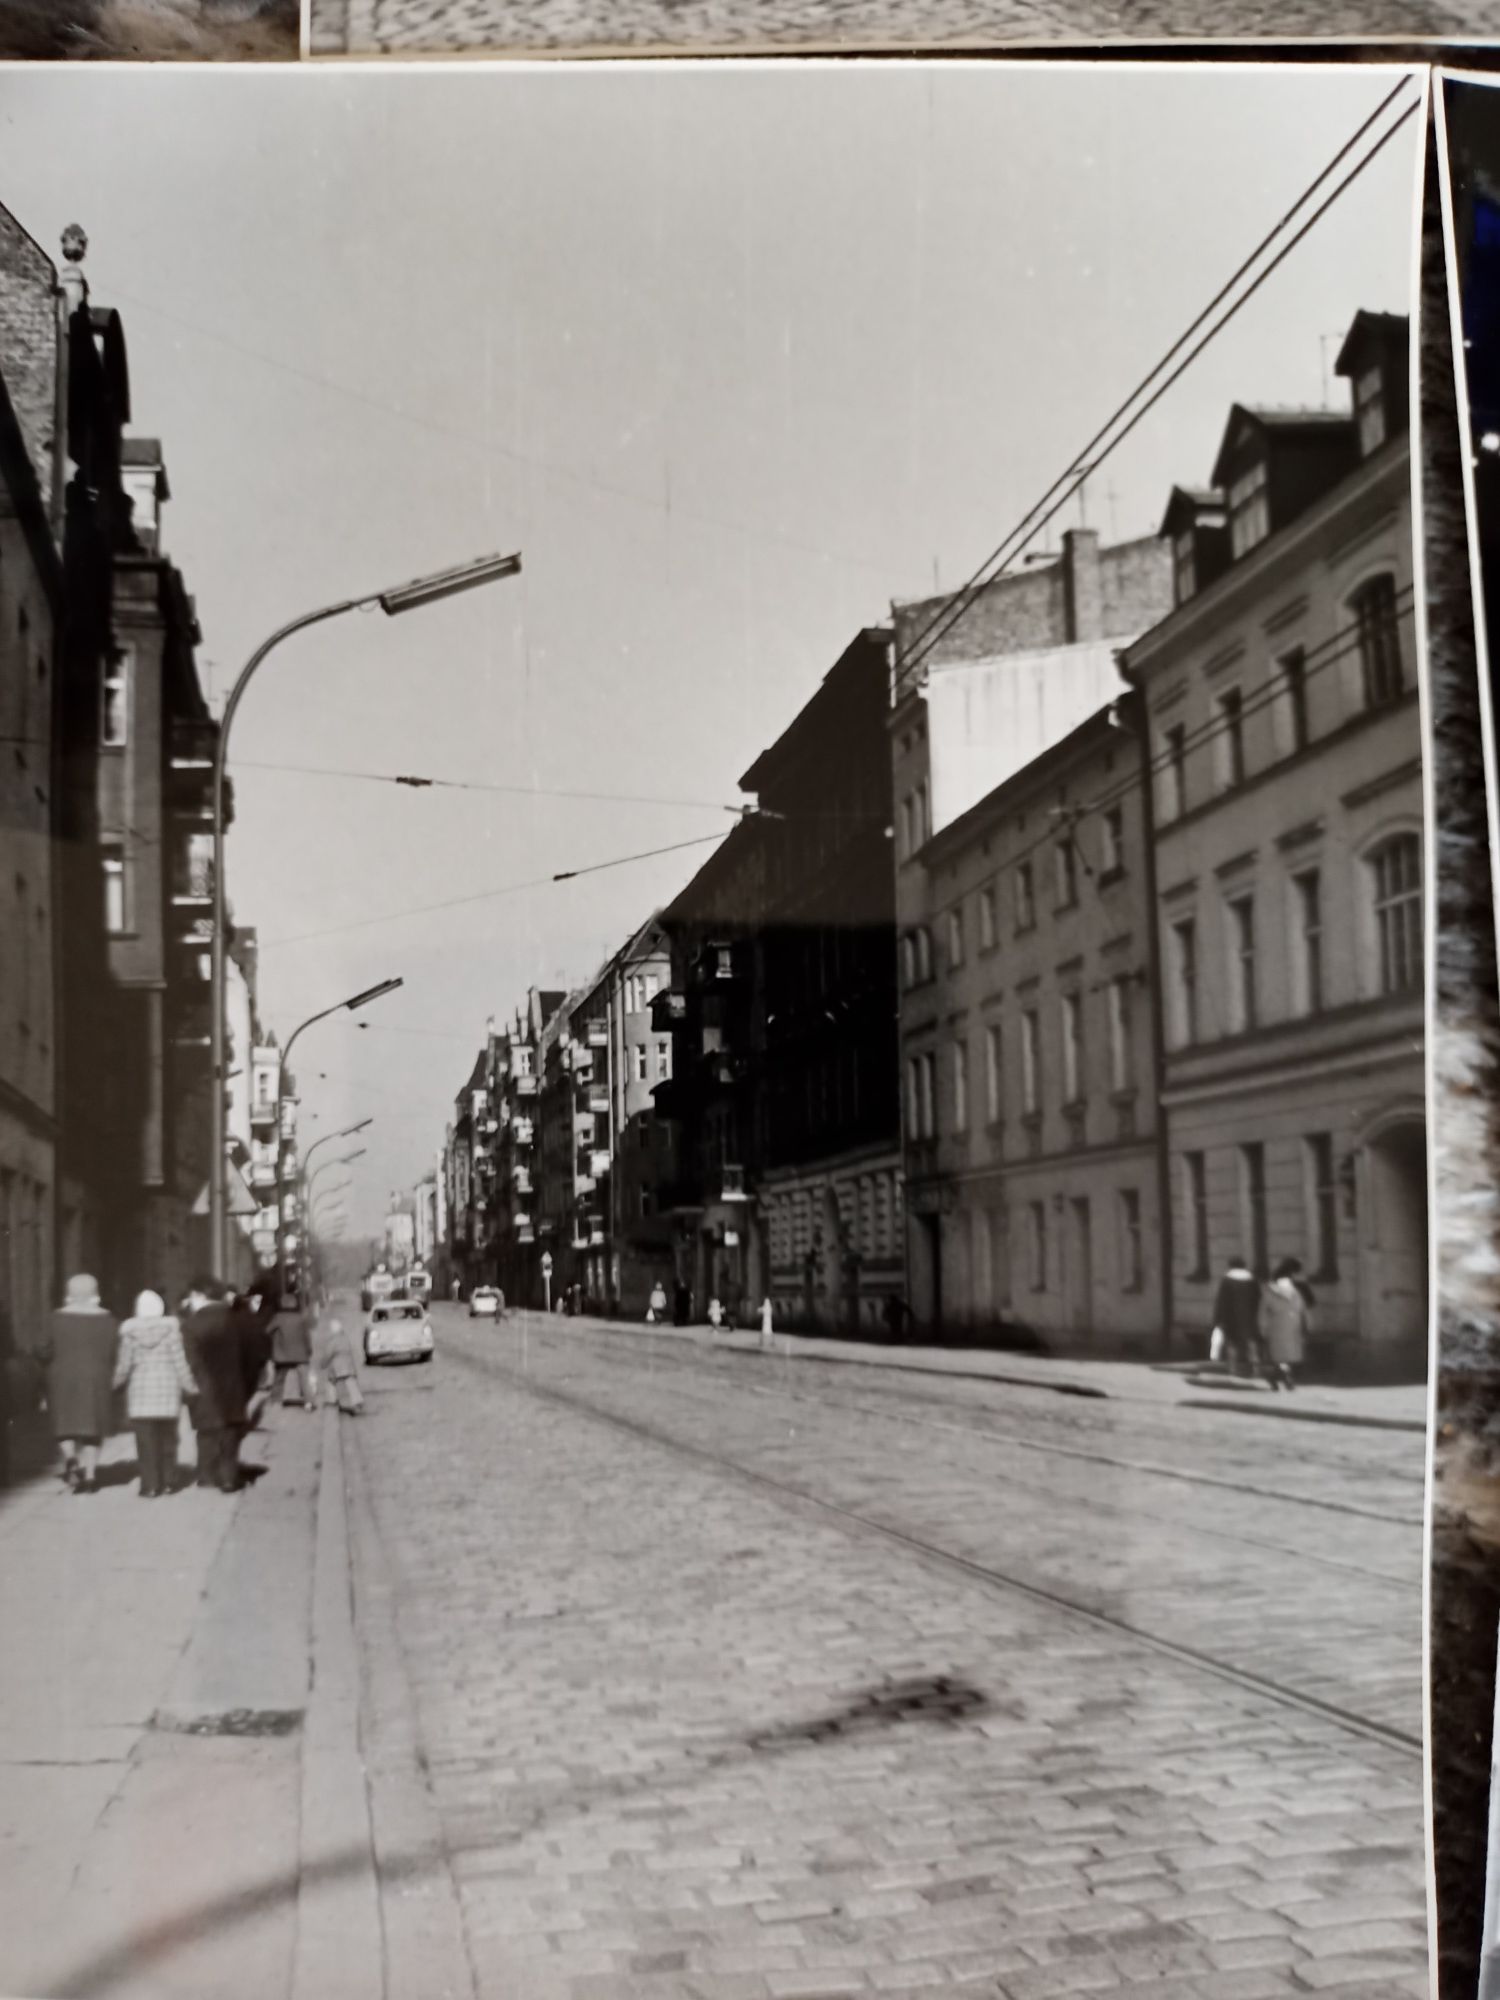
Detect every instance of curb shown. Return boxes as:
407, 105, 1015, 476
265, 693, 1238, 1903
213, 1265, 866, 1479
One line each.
289, 1404, 384, 2000
521, 1312, 1424, 1434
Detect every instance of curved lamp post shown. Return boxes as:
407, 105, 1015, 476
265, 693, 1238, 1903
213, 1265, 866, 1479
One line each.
210, 550, 523, 1275
274, 981, 402, 1292
298, 1130, 370, 1298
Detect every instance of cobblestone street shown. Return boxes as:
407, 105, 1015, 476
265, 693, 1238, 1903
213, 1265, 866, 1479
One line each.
342, 1303, 1430, 2000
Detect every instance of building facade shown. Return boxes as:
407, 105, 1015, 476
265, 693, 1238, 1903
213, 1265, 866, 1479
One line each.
891, 528, 1175, 1339
902, 698, 1165, 1353
1123, 308, 1424, 1378
745, 627, 903, 1336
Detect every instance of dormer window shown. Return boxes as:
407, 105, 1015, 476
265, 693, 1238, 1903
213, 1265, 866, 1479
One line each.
1172, 529, 1196, 605
1355, 364, 1386, 455
1228, 458, 1269, 558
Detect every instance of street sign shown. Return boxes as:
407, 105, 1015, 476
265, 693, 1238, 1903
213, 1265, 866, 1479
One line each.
540, 1252, 553, 1274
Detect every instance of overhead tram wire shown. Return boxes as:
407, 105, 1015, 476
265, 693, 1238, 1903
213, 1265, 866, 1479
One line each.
892, 78, 1421, 693
921, 590, 1417, 894
258, 828, 737, 951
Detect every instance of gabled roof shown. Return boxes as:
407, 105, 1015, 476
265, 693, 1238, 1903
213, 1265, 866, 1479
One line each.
1335, 309, 1408, 378
1210, 404, 1353, 488
1158, 484, 1225, 537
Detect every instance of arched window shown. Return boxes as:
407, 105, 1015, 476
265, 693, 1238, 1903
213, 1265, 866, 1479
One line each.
1350, 575, 1404, 709
1368, 833, 1422, 995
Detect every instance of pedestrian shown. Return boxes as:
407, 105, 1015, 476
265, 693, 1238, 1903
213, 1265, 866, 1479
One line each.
882, 1293, 908, 1344
314, 1316, 364, 1416
1209, 1254, 1264, 1380
707, 1296, 723, 1329
180, 1276, 254, 1492
760, 1296, 774, 1350
266, 1293, 314, 1409
39, 1274, 119, 1495
113, 1290, 198, 1497
1260, 1257, 1313, 1392
647, 1282, 666, 1324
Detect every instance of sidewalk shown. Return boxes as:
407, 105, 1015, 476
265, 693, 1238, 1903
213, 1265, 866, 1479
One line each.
517, 1309, 1430, 1433
0, 1403, 322, 2000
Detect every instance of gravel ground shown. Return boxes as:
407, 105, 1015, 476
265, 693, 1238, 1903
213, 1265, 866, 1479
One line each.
309, 0, 1500, 57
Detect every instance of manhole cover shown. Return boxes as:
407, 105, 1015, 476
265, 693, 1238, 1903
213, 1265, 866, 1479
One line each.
152, 1709, 303, 1738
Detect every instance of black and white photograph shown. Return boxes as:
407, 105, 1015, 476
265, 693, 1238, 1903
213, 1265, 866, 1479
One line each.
0, 0, 296, 59
0, 57, 1431, 2000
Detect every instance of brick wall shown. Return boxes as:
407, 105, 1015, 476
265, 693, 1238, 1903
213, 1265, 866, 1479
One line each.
0, 209, 58, 516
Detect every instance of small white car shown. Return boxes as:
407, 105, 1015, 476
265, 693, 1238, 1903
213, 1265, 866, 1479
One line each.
364, 1300, 435, 1366
468, 1286, 502, 1320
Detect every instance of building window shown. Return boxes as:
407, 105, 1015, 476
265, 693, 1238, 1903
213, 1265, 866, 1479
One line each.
1370, 833, 1422, 995
102, 844, 125, 934
901, 934, 917, 990
1102, 806, 1125, 876
1304, 1133, 1340, 1281
1292, 869, 1323, 1015
1119, 1188, 1143, 1293
656, 1041, 671, 1079
952, 1038, 969, 1133
1028, 1201, 1047, 1292
634, 1042, 648, 1081
1172, 527, 1196, 606
1021, 1009, 1041, 1117
947, 907, 965, 970
919, 1051, 936, 1139
902, 796, 917, 859
915, 781, 929, 846
1279, 647, 1309, 755
1239, 1142, 1269, 1275
1015, 860, 1036, 932
180, 830, 213, 901
1055, 835, 1079, 910
1227, 894, 1257, 1033
1228, 456, 1270, 557
1356, 363, 1386, 455
906, 1057, 921, 1136
1162, 723, 1187, 821
101, 648, 130, 747
1352, 575, 1404, 708
1216, 687, 1246, 790
916, 927, 933, 982
979, 885, 996, 951
1107, 976, 1133, 1092
1061, 993, 1083, 1106
984, 1023, 1002, 1124
1183, 1151, 1210, 1280
1170, 917, 1199, 1046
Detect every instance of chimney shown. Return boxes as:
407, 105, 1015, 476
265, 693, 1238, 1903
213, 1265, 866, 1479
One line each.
1062, 528, 1102, 643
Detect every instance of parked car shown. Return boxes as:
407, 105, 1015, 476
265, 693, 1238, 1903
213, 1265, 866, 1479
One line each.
363, 1300, 435, 1366
468, 1285, 503, 1320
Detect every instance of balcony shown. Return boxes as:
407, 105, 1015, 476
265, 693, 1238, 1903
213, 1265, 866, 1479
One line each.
650, 989, 686, 1031
585, 1019, 608, 1048
574, 1112, 598, 1140
575, 1174, 596, 1197
589, 1149, 611, 1180
512, 1165, 532, 1195
513, 1074, 538, 1098
511, 1117, 534, 1147
250, 1159, 276, 1191
583, 1087, 609, 1116
698, 941, 738, 983
720, 1163, 747, 1202
515, 1218, 535, 1244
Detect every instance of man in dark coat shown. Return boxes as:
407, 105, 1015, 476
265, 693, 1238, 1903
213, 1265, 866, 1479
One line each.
1210, 1255, 1265, 1380
180, 1276, 254, 1492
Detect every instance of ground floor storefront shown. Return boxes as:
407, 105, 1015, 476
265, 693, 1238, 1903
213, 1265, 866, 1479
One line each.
759, 1146, 905, 1335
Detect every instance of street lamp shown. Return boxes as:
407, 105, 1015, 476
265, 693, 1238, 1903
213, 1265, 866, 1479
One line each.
273, 981, 402, 1293
209, 550, 523, 1275
297, 1129, 371, 1298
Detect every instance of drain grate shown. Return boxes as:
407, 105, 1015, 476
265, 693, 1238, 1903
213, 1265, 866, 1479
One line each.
151, 1708, 304, 1738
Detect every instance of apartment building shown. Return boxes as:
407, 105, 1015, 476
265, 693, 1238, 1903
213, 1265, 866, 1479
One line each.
1122, 308, 1423, 1377
904, 695, 1165, 1352
891, 527, 1174, 1338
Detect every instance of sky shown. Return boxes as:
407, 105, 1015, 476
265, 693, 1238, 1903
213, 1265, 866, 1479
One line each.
0, 60, 1422, 1244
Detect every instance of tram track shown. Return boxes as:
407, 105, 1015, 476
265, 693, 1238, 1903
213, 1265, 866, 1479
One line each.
450, 1338, 1423, 1763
